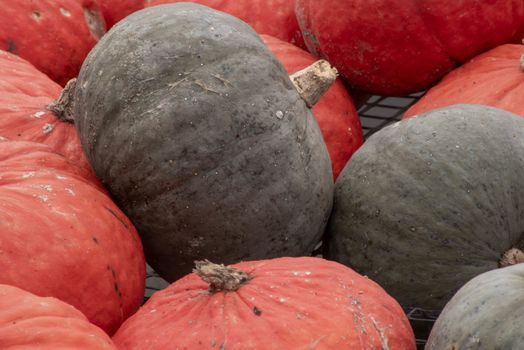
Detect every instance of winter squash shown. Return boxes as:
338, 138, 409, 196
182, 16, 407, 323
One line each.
0, 139, 145, 335
295, 0, 524, 95
0, 284, 117, 349
325, 105, 524, 316
146, 0, 305, 48
404, 44, 524, 118
262, 34, 363, 179
0, 50, 99, 185
73, 3, 334, 282
92, 0, 144, 28
0, 0, 104, 86
512, 23, 524, 43
425, 263, 524, 349
113, 257, 416, 349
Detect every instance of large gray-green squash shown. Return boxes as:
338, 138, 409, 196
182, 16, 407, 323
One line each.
325, 104, 524, 314
73, 3, 334, 281
426, 263, 524, 349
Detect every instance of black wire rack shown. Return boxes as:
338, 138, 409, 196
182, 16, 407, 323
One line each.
358, 92, 425, 138
143, 91, 433, 349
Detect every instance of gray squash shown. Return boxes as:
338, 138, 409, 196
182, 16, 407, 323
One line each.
426, 263, 524, 349
73, 3, 333, 281
325, 104, 524, 313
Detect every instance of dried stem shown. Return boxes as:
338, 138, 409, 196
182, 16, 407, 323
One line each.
290, 59, 338, 108
193, 260, 250, 292
48, 78, 77, 123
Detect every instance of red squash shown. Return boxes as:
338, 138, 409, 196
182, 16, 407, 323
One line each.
262, 34, 363, 179
296, 0, 524, 96
92, 0, 145, 28
404, 44, 524, 119
0, 284, 117, 349
146, 0, 305, 48
113, 257, 416, 349
0, 50, 99, 185
0, 139, 145, 335
512, 20, 524, 43
0, 0, 104, 86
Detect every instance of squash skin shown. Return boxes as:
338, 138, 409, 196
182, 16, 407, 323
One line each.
92, 0, 144, 28
404, 44, 524, 119
0, 140, 145, 335
262, 34, 362, 180
325, 104, 524, 313
114, 257, 416, 350
74, 4, 333, 282
0, 284, 117, 349
0, 0, 103, 86
0, 50, 99, 185
426, 264, 524, 349
295, 0, 524, 95
147, 0, 306, 48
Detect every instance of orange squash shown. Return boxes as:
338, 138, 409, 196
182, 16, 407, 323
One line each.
0, 139, 145, 335
0, 284, 117, 349
114, 257, 416, 349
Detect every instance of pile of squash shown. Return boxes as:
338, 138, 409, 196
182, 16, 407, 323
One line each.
1, 1, 523, 349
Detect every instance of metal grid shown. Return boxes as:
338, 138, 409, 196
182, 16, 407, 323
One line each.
143, 91, 433, 348
407, 308, 440, 348
145, 265, 168, 301
358, 92, 425, 138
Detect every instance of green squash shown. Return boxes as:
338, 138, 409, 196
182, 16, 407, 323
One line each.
326, 104, 524, 314
73, 3, 333, 281
426, 263, 524, 349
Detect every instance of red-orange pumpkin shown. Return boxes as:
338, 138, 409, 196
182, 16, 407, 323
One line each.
404, 44, 524, 118
113, 257, 416, 349
146, 0, 306, 48
92, 0, 144, 28
0, 50, 99, 185
262, 34, 363, 179
512, 23, 524, 43
0, 139, 145, 335
0, 0, 104, 86
296, 0, 524, 95
0, 284, 117, 349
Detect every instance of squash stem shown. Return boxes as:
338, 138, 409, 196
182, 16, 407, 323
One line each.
83, 6, 106, 40
290, 59, 338, 108
48, 78, 77, 123
193, 260, 250, 292
500, 248, 524, 267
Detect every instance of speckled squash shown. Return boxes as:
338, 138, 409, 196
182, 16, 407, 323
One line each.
404, 44, 524, 119
262, 34, 363, 180
325, 104, 524, 315
74, 4, 333, 282
0, 284, 117, 349
0, 0, 105, 86
113, 257, 416, 349
0, 49, 99, 185
426, 263, 524, 349
146, 0, 306, 48
296, 0, 524, 95
0, 139, 145, 335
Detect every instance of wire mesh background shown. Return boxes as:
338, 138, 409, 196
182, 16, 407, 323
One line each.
144, 92, 436, 349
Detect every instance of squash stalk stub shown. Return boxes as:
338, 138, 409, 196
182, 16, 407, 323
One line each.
83, 6, 107, 39
194, 260, 250, 292
520, 54, 524, 72
48, 78, 77, 123
500, 248, 524, 267
290, 59, 338, 108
